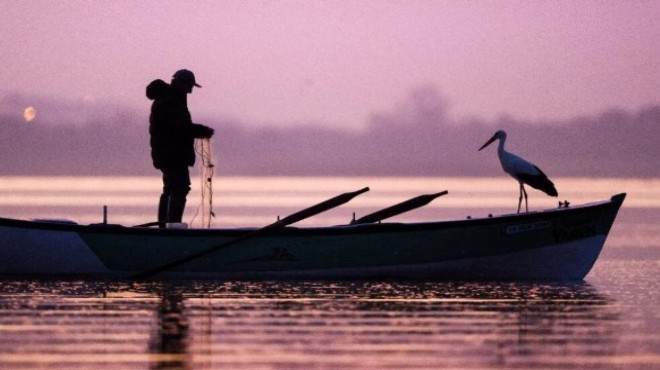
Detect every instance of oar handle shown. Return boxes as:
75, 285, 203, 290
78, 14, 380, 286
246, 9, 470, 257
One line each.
352, 190, 448, 225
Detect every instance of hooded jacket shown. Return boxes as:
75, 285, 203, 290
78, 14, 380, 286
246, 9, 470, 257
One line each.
146, 79, 209, 169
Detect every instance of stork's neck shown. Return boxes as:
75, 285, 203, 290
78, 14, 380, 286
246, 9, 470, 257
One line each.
497, 137, 506, 156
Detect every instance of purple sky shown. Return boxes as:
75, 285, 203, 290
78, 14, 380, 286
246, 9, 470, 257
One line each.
2, 1, 659, 129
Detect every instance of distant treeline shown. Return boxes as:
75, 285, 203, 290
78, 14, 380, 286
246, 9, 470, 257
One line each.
1, 87, 659, 177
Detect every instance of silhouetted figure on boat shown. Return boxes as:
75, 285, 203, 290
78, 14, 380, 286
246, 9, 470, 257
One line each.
147, 69, 214, 226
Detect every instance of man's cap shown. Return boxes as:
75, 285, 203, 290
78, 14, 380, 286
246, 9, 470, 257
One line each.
172, 69, 201, 87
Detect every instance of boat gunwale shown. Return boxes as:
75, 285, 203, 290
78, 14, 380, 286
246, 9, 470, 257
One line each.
0, 193, 626, 237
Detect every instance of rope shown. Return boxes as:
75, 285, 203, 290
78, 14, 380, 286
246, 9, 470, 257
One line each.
191, 138, 215, 228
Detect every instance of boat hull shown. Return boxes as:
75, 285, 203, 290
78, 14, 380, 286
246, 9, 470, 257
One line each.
0, 194, 626, 280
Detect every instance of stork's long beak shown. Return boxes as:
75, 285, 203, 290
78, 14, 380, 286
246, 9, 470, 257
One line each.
478, 135, 497, 151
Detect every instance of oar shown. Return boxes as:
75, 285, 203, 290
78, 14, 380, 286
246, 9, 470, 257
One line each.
131, 186, 370, 279
351, 190, 448, 225
133, 221, 162, 228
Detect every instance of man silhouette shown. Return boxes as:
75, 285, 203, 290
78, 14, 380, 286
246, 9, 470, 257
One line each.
146, 69, 214, 226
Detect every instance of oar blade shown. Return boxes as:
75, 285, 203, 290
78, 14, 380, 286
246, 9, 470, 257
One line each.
352, 190, 448, 225
277, 187, 370, 226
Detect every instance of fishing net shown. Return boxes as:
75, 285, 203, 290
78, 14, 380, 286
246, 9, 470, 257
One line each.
192, 138, 215, 228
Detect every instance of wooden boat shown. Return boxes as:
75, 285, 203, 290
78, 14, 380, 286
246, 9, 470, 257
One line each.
0, 192, 625, 280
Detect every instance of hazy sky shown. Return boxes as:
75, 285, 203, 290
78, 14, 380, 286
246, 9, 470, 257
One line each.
2, 1, 659, 129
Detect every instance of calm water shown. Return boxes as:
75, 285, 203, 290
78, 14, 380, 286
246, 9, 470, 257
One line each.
1, 176, 659, 369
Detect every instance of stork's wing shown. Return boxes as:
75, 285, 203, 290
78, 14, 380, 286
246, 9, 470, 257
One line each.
519, 166, 558, 196
500, 151, 540, 177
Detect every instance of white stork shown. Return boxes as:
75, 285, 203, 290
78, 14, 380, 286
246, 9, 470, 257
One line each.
478, 130, 558, 213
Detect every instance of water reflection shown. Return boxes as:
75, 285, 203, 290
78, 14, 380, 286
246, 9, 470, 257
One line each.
0, 279, 629, 369
149, 287, 189, 370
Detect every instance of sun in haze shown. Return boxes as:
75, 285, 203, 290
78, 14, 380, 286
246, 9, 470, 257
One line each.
23, 106, 36, 122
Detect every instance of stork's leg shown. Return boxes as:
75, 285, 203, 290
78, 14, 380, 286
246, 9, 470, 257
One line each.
522, 185, 529, 212
517, 183, 524, 213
